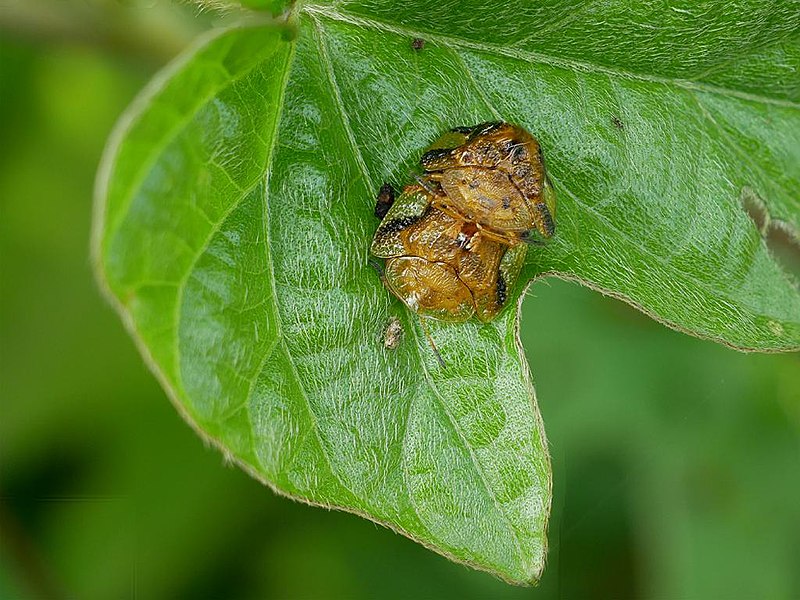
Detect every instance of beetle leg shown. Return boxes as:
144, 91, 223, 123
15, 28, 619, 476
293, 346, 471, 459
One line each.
418, 316, 446, 368
368, 257, 385, 278
374, 182, 395, 220
470, 222, 521, 247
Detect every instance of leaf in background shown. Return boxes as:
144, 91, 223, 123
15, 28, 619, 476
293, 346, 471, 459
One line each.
237, 0, 293, 15
192, 0, 293, 15
93, 0, 800, 585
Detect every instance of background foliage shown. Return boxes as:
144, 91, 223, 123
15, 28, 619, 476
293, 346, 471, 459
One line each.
1, 0, 799, 598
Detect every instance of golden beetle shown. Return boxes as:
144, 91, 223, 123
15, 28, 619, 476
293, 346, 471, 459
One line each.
371, 122, 556, 324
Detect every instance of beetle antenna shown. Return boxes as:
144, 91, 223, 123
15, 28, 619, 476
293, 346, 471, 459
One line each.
418, 317, 446, 368
410, 173, 439, 195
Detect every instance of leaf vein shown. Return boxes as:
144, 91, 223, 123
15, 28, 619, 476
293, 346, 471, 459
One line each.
309, 15, 376, 186
277, 340, 362, 501
303, 6, 800, 110
688, 90, 789, 221
402, 315, 526, 568
173, 43, 293, 404
312, 14, 526, 549
105, 30, 279, 247
551, 174, 797, 320
448, 47, 503, 121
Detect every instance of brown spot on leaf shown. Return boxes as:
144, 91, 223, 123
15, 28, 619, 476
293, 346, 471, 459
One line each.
766, 221, 800, 283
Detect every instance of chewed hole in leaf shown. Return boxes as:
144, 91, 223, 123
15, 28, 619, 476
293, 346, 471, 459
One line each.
740, 186, 800, 284
766, 221, 800, 284
740, 186, 770, 235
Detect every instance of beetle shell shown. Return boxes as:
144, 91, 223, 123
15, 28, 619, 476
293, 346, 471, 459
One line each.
421, 122, 556, 242
371, 185, 525, 322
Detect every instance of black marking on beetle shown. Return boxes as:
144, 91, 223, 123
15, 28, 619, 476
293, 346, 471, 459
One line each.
374, 182, 395, 220
500, 139, 515, 154
460, 150, 475, 164
376, 214, 422, 236
496, 271, 507, 306
536, 144, 545, 167
420, 148, 452, 167
411, 37, 425, 50
509, 144, 526, 162
513, 164, 531, 180
471, 121, 504, 138
502, 196, 511, 209
536, 201, 555, 237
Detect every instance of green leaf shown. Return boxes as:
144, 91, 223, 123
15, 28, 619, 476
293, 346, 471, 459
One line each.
93, 1, 800, 585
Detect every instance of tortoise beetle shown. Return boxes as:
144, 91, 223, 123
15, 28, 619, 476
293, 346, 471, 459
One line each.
370, 122, 556, 357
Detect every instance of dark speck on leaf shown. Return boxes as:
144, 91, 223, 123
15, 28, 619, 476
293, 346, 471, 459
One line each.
612, 116, 624, 129
412, 38, 425, 50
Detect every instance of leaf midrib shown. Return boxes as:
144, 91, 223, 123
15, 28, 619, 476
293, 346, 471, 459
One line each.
301, 3, 800, 110
310, 12, 529, 573
171, 45, 295, 406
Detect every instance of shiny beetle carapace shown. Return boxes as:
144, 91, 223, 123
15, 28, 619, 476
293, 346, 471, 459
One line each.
370, 122, 556, 360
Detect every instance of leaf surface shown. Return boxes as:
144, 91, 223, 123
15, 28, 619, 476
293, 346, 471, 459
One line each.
94, 0, 800, 584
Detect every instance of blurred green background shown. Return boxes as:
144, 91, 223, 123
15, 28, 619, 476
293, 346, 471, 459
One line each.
1, 1, 799, 598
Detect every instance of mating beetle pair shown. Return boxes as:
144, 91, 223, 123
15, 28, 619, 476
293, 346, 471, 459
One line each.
371, 122, 556, 325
